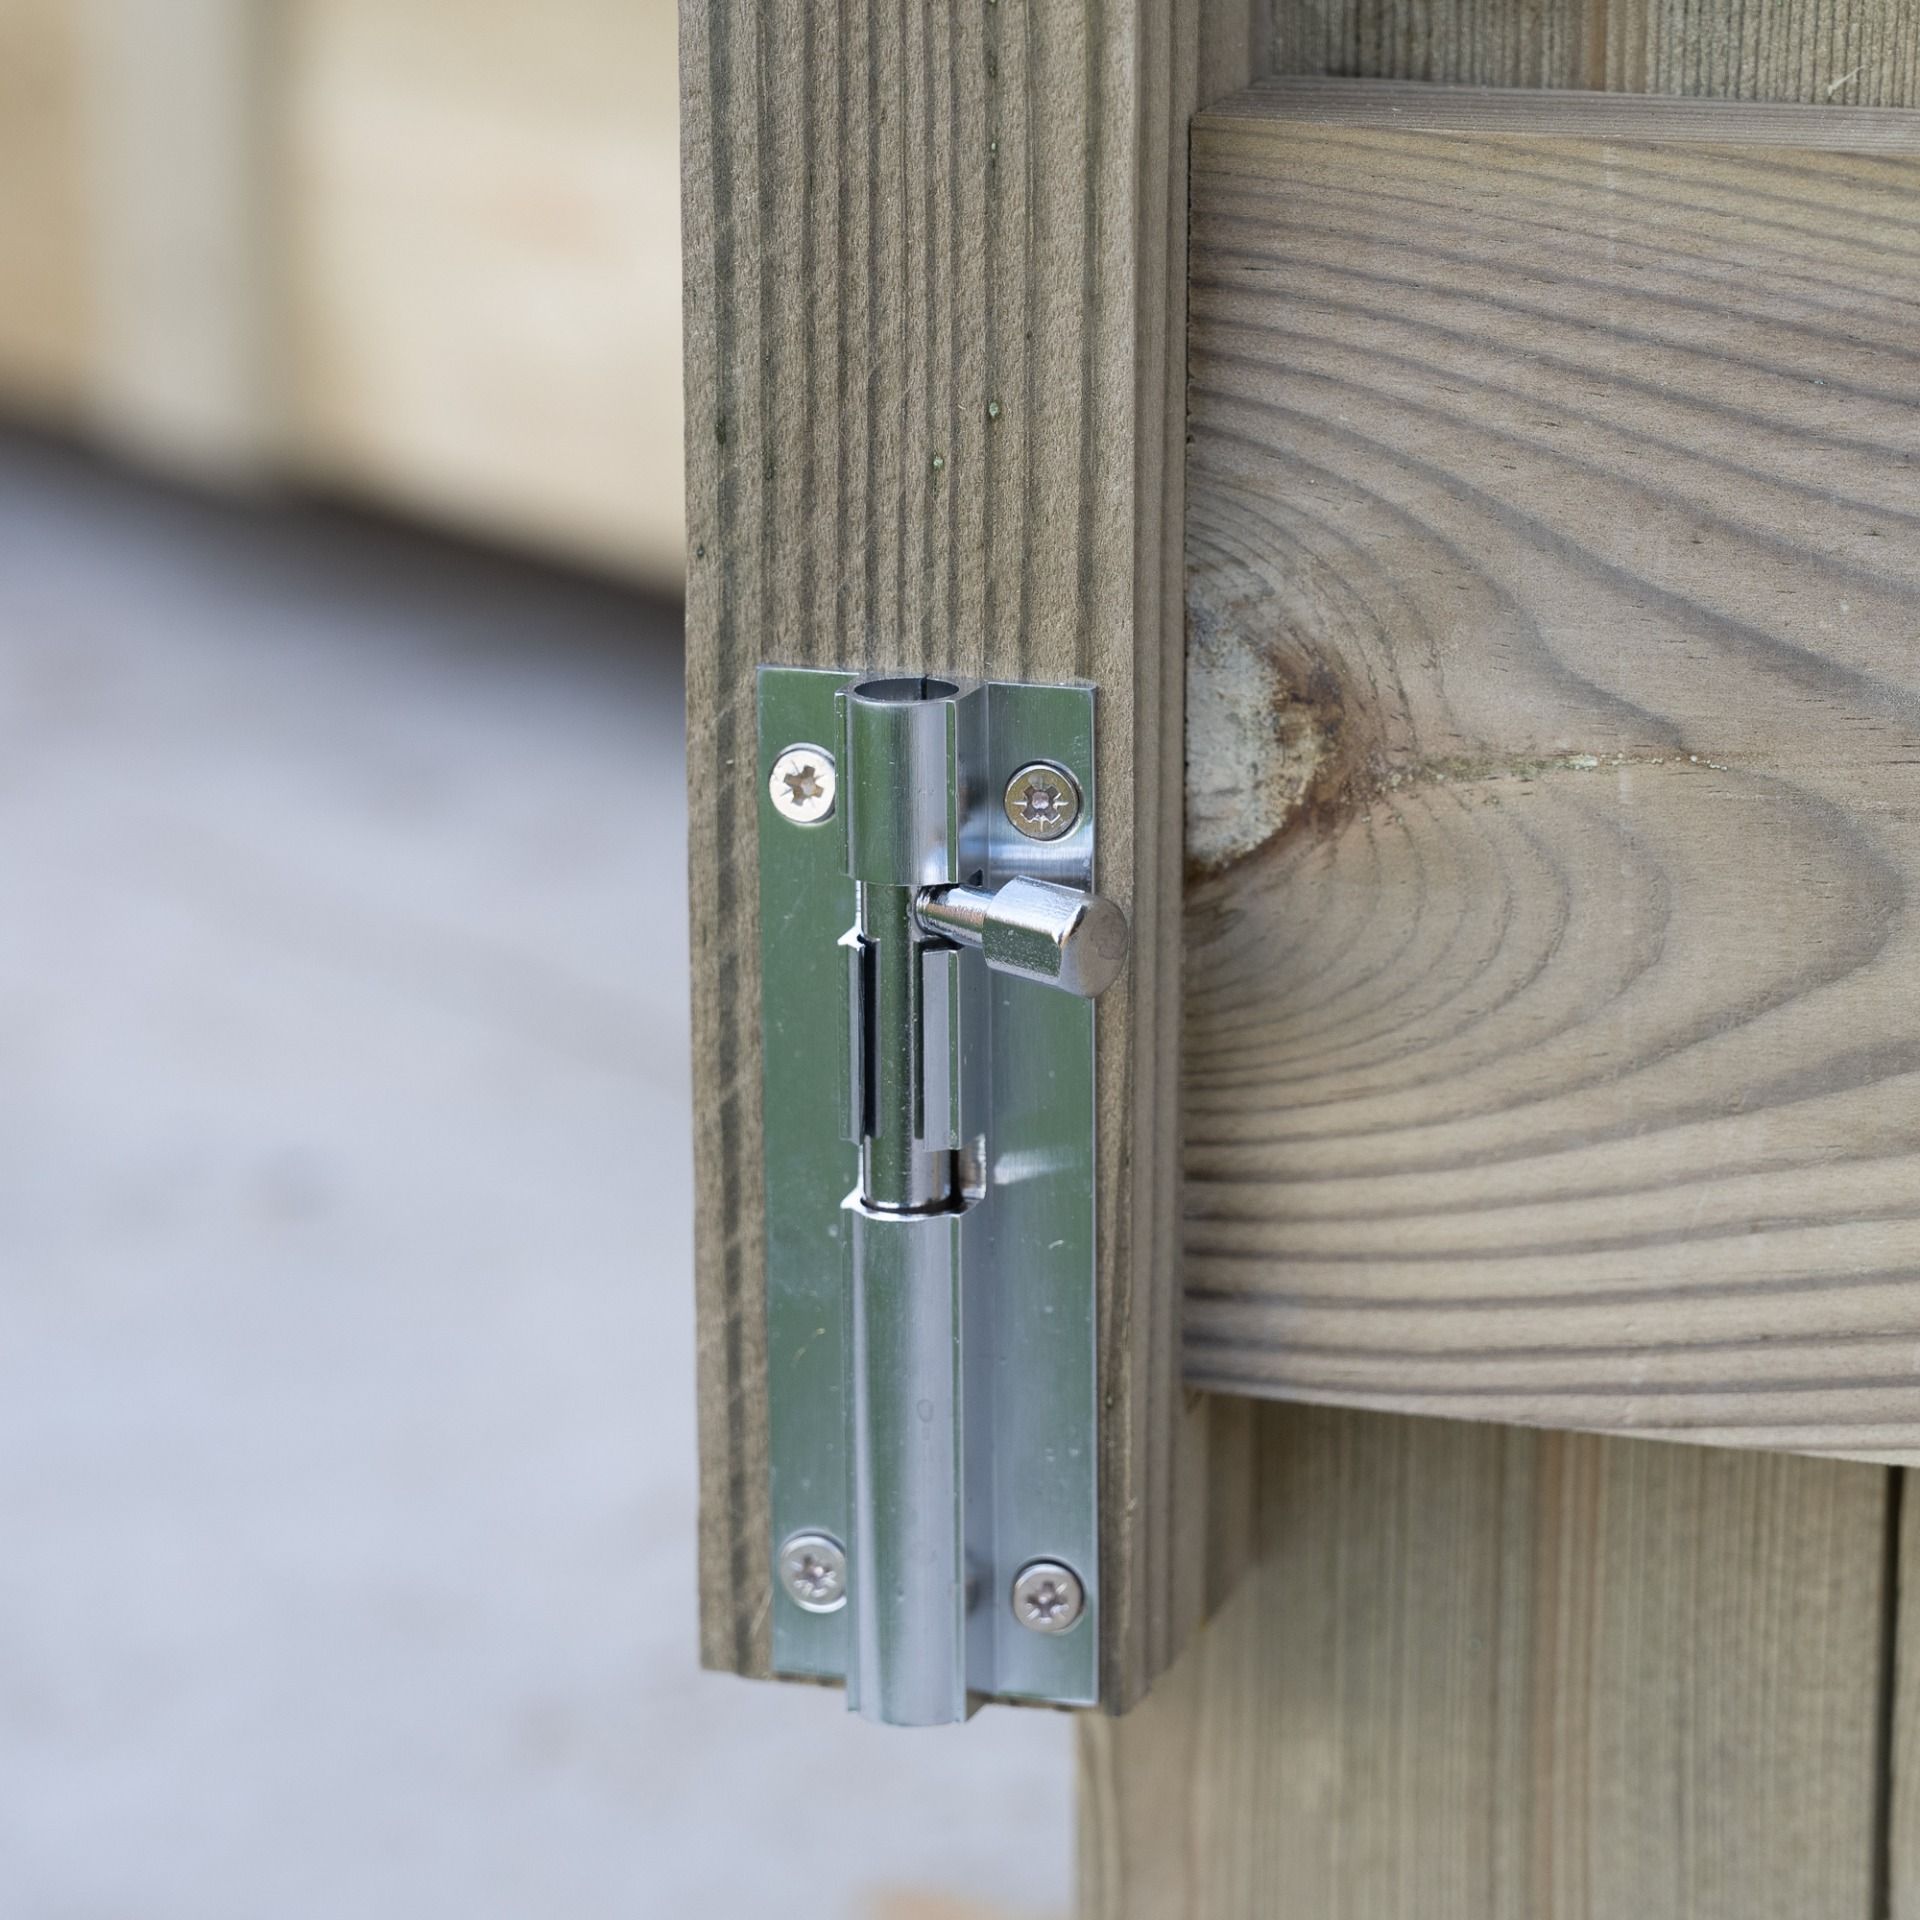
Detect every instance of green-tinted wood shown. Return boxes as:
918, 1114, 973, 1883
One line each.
1083, 1404, 1891, 1919
681, 0, 1260, 1706
1179, 84, 1920, 1454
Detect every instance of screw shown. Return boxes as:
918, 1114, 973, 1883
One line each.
1004, 763, 1081, 841
1011, 1559, 1085, 1634
778, 1531, 847, 1613
769, 744, 836, 824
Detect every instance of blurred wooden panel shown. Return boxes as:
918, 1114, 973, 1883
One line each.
284, 0, 684, 584
1264, 0, 1920, 103
79, 0, 277, 477
0, 0, 272, 468
1082, 1404, 1891, 1920
0, 0, 91, 411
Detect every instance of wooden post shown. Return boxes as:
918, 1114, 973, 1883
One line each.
680, 0, 1260, 1707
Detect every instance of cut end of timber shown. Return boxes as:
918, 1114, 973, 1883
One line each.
1185, 576, 1389, 877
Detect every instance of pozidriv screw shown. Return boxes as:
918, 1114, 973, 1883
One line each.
769, 744, 836, 824
1004, 763, 1081, 841
778, 1531, 847, 1613
1011, 1559, 1085, 1634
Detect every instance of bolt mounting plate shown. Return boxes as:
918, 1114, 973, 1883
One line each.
756, 666, 1100, 1713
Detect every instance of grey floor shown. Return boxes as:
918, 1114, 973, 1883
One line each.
0, 437, 1071, 1920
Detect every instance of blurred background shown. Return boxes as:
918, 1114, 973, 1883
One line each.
0, 3, 1072, 1915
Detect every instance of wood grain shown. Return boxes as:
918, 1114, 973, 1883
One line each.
1889, 1476, 1920, 1917
1881, 1466, 1920, 1904
1081, 1403, 1892, 1920
1179, 83, 1920, 1456
1264, 0, 1920, 105
682, 0, 1258, 1705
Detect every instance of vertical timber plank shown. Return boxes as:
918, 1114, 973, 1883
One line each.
681, 0, 1259, 1704
1083, 1405, 1890, 1920
1886, 1484, 1920, 1917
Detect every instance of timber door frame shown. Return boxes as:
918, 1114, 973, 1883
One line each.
681, 0, 1264, 1710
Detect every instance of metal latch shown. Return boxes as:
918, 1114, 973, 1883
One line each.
756, 668, 1126, 1725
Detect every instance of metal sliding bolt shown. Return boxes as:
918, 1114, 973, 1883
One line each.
1011, 1560, 1085, 1634
917, 875, 1129, 999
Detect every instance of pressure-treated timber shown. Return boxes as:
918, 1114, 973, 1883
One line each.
1262, 0, 1920, 104
682, 0, 1258, 1706
1081, 1403, 1892, 1920
1179, 83, 1920, 1457
1888, 1477, 1920, 1917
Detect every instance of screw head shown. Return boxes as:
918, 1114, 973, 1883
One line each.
1004, 763, 1081, 841
1011, 1559, 1086, 1634
778, 1531, 847, 1613
769, 745, 837, 825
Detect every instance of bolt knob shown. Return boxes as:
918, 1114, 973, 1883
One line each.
917, 876, 1129, 998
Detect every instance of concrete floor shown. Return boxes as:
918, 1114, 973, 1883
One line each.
0, 436, 1072, 1920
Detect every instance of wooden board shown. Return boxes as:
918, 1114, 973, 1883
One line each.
1178, 83, 1920, 1457
1888, 1475, 1920, 1917
683, 0, 1259, 1707
79, 0, 276, 477
1263, 0, 1920, 105
1082, 1403, 1893, 1920
284, 0, 685, 584
0, 0, 91, 413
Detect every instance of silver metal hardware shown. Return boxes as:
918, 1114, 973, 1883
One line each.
778, 1531, 848, 1613
769, 743, 837, 824
1011, 1560, 1086, 1635
1003, 761, 1081, 840
756, 666, 1126, 1725
918, 877, 1129, 998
